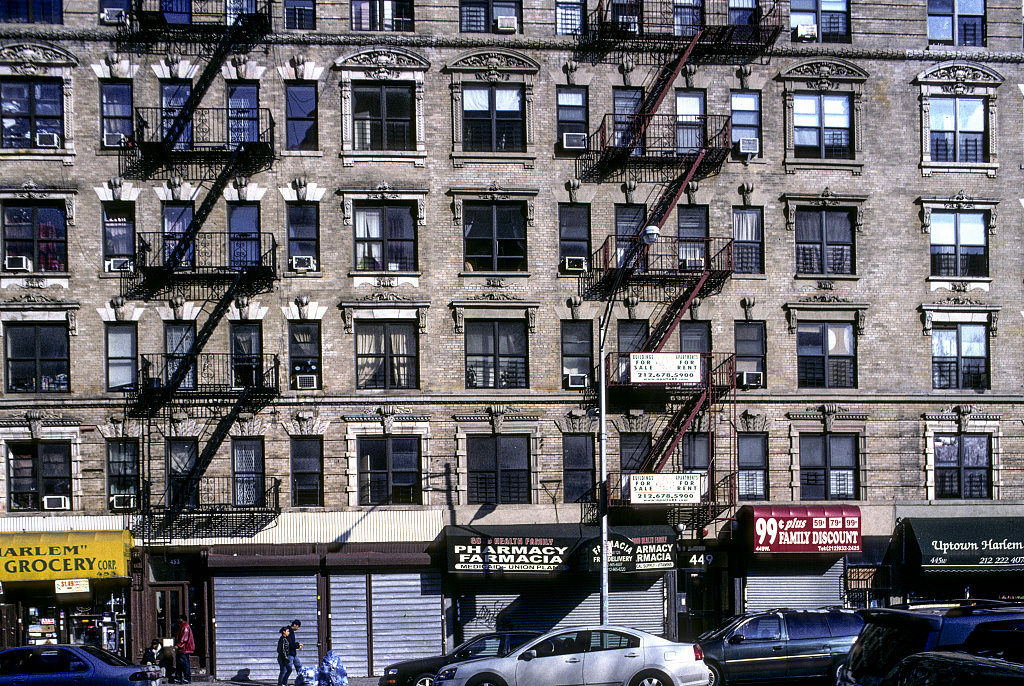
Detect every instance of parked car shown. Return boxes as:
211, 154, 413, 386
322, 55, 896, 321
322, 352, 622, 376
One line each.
0, 644, 161, 686
697, 608, 862, 685
433, 624, 709, 686
378, 630, 541, 686
838, 601, 1024, 686
876, 651, 1024, 686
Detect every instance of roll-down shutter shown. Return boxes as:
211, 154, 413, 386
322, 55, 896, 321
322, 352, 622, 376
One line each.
371, 571, 443, 675
329, 574, 369, 677
745, 557, 844, 612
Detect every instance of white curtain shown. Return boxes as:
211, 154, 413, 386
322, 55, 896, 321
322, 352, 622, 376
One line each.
463, 87, 490, 112
495, 88, 522, 112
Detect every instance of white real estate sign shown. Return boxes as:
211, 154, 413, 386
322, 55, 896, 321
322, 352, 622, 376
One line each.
630, 473, 705, 504
629, 352, 701, 383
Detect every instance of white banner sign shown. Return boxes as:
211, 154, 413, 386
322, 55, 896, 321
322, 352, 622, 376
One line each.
630, 473, 705, 504
55, 578, 89, 594
629, 353, 701, 383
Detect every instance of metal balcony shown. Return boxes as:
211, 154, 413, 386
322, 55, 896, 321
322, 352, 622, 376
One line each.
119, 107, 275, 181
606, 471, 737, 527
577, 114, 731, 183
583, 236, 733, 298
131, 353, 280, 406
132, 475, 282, 539
123, 0, 272, 49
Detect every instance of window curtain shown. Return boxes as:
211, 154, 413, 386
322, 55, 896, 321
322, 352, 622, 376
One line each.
356, 327, 383, 386
463, 87, 490, 111
355, 209, 382, 269
389, 326, 414, 386
733, 210, 762, 241
495, 88, 522, 112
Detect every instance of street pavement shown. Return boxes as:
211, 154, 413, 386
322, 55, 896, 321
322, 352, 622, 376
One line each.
212, 677, 379, 686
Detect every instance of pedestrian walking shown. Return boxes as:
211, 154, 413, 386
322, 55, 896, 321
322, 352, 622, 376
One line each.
288, 619, 305, 673
277, 626, 292, 686
172, 614, 195, 684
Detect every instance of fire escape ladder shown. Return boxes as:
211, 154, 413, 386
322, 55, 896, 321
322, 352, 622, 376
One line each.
644, 270, 711, 353
644, 387, 710, 473
623, 42, 699, 153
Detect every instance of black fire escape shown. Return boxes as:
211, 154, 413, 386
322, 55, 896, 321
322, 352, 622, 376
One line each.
117, 0, 280, 542
576, 0, 781, 529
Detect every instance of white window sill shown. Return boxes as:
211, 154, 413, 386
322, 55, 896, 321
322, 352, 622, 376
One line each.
452, 151, 536, 168
341, 150, 426, 167
784, 158, 863, 175
922, 161, 998, 177
282, 150, 324, 157
927, 276, 991, 292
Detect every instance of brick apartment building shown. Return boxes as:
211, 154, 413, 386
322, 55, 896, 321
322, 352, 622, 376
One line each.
0, 0, 1023, 679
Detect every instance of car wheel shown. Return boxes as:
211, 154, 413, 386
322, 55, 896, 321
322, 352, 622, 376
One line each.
707, 662, 723, 686
466, 674, 508, 686
630, 670, 672, 686
413, 674, 435, 686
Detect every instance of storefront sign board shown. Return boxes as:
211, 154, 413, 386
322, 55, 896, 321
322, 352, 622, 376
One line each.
629, 353, 701, 383
448, 534, 574, 572
0, 530, 133, 582
753, 506, 861, 553
630, 473, 704, 504
584, 533, 675, 572
55, 578, 90, 594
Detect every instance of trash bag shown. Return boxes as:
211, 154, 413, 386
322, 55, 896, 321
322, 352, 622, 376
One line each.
295, 665, 319, 686
318, 649, 348, 686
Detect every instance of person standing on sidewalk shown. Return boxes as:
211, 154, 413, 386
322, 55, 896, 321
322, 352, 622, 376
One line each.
173, 614, 195, 684
277, 626, 292, 686
288, 619, 305, 675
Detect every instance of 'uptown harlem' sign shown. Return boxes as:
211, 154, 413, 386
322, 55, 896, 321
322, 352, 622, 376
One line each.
630, 353, 701, 383
630, 473, 705, 504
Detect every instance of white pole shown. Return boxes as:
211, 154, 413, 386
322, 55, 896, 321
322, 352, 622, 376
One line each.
598, 312, 610, 625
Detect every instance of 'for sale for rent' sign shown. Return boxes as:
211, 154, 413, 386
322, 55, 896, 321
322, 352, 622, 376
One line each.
630, 353, 701, 383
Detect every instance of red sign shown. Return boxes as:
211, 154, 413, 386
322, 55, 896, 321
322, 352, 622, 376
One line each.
752, 506, 861, 553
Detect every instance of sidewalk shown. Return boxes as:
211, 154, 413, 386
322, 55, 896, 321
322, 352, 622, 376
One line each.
211, 677, 379, 686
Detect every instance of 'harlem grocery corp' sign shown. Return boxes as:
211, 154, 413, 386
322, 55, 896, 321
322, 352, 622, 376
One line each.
449, 535, 573, 572
0, 530, 133, 582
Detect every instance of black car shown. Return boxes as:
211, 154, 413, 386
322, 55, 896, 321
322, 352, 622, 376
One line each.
378, 630, 540, 686
877, 651, 1024, 686
838, 600, 1024, 686
697, 608, 863, 685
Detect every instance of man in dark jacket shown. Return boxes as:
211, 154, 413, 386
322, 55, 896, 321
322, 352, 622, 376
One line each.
173, 614, 195, 684
287, 619, 304, 675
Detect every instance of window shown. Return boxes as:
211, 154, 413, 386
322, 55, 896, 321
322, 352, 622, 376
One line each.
166, 439, 198, 508
735, 321, 766, 377
463, 85, 525, 152
5, 323, 68, 392
460, 0, 519, 31
678, 205, 708, 270
355, 203, 416, 271
556, 0, 584, 34
556, 87, 588, 146
733, 207, 763, 274
737, 615, 782, 640
160, 82, 192, 149
800, 433, 857, 500
351, 0, 413, 30
230, 322, 262, 388
617, 319, 647, 382
674, 0, 702, 35
563, 434, 594, 502
162, 203, 194, 267
797, 322, 855, 388
0, 0, 61, 24
289, 321, 322, 390
613, 88, 643, 153
356, 321, 418, 389
284, 0, 315, 28
100, 82, 132, 147
786, 613, 831, 640
287, 203, 319, 271
105, 323, 137, 391
930, 211, 986, 277
103, 204, 135, 264
615, 203, 646, 266
934, 433, 990, 498
352, 82, 414, 151
729, 0, 761, 25
930, 97, 985, 163
928, 0, 984, 45
675, 90, 705, 154
100, 0, 130, 15
794, 93, 851, 159
232, 438, 265, 506
227, 83, 259, 147
731, 91, 761, 158
738, 433, 768, 500
795, 208, 854, 275
680, 433, 710, 471
3, 204, 66, 272
285, 84, 318, 151
358, 436, 421, 504
558, 204, 590, 267
932, 323, 987, 390
790, 0, 849, 42
227, 202, 260, 268
464, 202, 526, 272
561, 320, 592, 388
465, 320, 528, 388
291, 437, 323, 506
7, 442, 71, 511
467, 434, 529, 504
620, 433, 651, 475
107, 440, 139, 509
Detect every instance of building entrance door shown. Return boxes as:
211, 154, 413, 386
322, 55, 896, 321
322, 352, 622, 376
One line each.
151, 582, 188, 641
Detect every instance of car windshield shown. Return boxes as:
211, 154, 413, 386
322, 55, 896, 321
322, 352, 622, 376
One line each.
698, 616, 743, 641
80, 645, 132, 667
847, 623, 931, 685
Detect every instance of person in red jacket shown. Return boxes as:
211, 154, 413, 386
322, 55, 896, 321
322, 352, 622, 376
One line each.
172, 614, 195, 684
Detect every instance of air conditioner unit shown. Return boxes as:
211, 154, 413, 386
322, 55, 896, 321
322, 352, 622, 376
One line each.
495, 15, 518, 32
616, 14, 639, 32
567, 373, 589, 388
105, 257, 133, 272
4, 255, 31, 272
36, 132, 60, 148
562, 132, 588, 150
680, 258, 705, 270
292, 255, 316, 272
103, 131, 126, 148
796, 23, 818, 40
42, 495, 70, 511
110, 494, 137, 510
101, 7, 127, 23
738, 137, 760, 155
737, 371, 763, 388
295, 374, 318, 390
563, 256, 588, 272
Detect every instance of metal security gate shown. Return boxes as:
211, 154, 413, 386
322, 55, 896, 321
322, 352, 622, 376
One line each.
745, 557, 845, 612
456, 576, 666, 637
329, 574, 369, 677
213, 575, 318, 681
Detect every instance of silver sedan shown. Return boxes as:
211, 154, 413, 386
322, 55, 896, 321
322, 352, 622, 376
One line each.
434, 625, 710, 686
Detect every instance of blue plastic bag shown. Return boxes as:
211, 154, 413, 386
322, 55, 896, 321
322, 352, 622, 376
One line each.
318, 650, 349, 686
295, 665, 318, 686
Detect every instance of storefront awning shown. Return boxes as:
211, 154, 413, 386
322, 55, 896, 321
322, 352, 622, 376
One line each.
0, 530, 133, 582
900, 517, 1024, 573
746, 505, 861, 554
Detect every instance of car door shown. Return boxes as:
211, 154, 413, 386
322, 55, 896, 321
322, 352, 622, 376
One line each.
26, 647, 93, 686
784, 612, 834, 679
515, 631, 586, 686
721, 613, 786, 681
0, 647, 34, 686
582, 629, 644, 686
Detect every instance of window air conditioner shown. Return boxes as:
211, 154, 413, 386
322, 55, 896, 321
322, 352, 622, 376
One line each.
567, 373, 589, 388
292, 255, 316, 271
495, 15, 518, 32
4, 255, 31, 272
36, 132, 60, 148
105, 257, 133, 272
295, 374, 319, 389
738, 137, 760, 155
617, 14, 639, 32
737, 371, 763, 388
562, 132, 588, 150
680, 258, 705, 271
104, 131, 126, 148
796, 23, 818, 40
562, 256, 588, 272
101, 7, 127, 23
110, 494, 137, 510
42, 495, 70, 510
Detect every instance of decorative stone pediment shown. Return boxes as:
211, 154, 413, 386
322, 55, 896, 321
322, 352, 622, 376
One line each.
915, 61, 1004, 93
335, 47, 430, 77
778, 58, 868, 91
446, 49, 540, 78
0, 42, 77, 70
555, 409, 594, 434
284, 410, 332, 436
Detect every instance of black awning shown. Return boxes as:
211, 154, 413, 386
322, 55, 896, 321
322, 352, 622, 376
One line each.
898, 517, 1024, 574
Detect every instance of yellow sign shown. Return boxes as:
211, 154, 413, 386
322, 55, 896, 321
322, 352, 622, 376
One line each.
0, 530, 132, 582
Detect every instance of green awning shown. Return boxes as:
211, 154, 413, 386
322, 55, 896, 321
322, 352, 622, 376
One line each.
901, 517, 1024, 574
